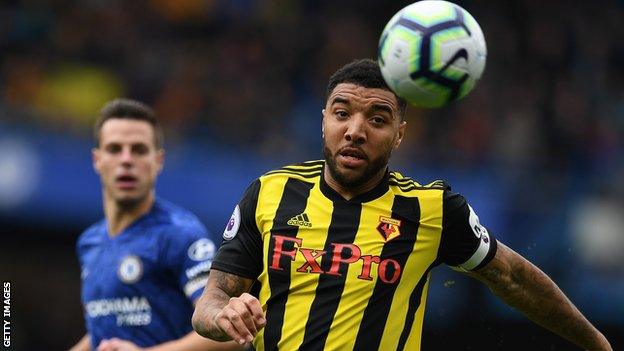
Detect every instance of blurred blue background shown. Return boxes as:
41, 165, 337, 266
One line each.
0, 0, 622, 350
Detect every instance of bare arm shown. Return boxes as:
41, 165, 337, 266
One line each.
69, 334, 91, 351
192, 270, 265, 346
467, 241, 611, 351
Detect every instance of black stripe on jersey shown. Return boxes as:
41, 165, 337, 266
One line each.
389, 181, 416, 190
388, 174, 446, 188
353, 195, 421, 350
264, 178, 315, 351
388, 181, 416, 191
389, 174, 415, 183
299, 201, 362, 351
388, 175, 416, 188
389, 181, 445, 192
396, 262, 437, 351
264, 170, 322, 178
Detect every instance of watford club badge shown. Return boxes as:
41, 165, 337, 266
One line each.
377, 216, 402, 242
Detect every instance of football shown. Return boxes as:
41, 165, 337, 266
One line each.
378, 0, 487, 108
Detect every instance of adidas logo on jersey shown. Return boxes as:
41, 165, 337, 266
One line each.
287, 213, 312, 227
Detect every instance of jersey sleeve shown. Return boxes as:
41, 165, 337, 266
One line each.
211, 179, 264, 279
163, 226, 217, 302
439, 189, 497, 271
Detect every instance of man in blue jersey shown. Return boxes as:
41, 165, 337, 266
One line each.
70, 99, 240, 351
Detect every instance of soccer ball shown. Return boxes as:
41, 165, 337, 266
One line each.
378, 0, 486, 108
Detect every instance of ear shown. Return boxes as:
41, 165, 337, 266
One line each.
394, 120, 407, 149
92, 148, 101, 174
156, 149, 165, 175
321, 109, 327, 137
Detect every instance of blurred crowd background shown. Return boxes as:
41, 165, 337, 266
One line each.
0, 0, 622, 349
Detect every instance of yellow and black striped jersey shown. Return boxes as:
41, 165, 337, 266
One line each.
212, 160, 496, 351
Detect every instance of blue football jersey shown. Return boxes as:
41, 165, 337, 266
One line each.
77, 198, 217, 349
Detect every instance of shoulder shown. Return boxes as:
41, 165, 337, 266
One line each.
152, 199, 208, 238
152, 200, 217, 261
260, 160, 324, 183
77, 219, 106, 250
154, 198, 206, 230
388, 171, 448, 197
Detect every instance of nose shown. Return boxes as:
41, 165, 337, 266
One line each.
344, 114, 367, 144
120, 147, 134, 166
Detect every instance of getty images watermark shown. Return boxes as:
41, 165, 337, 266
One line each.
3, 282, 10, 349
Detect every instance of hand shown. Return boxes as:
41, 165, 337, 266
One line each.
97, 338, 142, 351
214, 292, 266, 345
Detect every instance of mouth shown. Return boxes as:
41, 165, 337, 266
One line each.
115, 174, 138, 190
337, 146, 367, 168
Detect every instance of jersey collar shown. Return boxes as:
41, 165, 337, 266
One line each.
319, 164, 390, 203
105, 199, 161, 239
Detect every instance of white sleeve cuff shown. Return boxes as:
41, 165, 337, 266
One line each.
456, 233, 492, 271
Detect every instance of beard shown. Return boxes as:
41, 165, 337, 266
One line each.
323, 140, 391, 189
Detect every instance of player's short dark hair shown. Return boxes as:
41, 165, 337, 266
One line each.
94, 98, 163, 149
326, 58, 407, 120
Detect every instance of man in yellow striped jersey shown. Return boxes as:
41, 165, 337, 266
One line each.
192, 59, 612, 351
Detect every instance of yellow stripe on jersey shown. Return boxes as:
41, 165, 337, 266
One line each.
324, 189, 397, 350
254, 173, 289, 349
379, 187, 443, 350
404, 273, 432, 348
278, 178, 333, 351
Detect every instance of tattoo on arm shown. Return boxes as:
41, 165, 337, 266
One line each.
473, 264, 503, 283
467, 242, 610, 350
192, 270, 254, 341
213, 270, 250, 297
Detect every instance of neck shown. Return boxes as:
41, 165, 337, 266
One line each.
323, 166, 386, 201
103, 192, 155, 237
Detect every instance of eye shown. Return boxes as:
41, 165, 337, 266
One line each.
105, 144, 121, 154
370, 116, 387, 125
132, 144, 149, 155
335, 110, 349, 119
